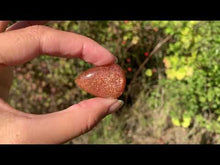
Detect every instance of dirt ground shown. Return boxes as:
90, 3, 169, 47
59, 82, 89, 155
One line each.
71, 122, 220, 144
70, 95, 220, 144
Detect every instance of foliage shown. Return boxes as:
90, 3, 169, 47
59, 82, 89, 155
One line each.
10, 21, 162, 113
8, 21, 220, 143
150, 21, 220, 132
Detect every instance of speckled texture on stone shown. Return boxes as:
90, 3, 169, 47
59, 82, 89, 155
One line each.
75, 64, 126, 98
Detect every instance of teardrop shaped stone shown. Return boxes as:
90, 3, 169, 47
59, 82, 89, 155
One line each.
75, 64, 126, 98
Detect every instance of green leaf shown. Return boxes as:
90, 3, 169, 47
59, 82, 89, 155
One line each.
131, 36, 139, 44
145, 69, 153, 77
182, 116, 191, 128
214, 109, 220, 115
176, 69, 186, 80
171, 117, 181, 126
186, 67, 194, 76
199, 96, 206, 103
166, 69, 176, 79
217, 116, 220, 122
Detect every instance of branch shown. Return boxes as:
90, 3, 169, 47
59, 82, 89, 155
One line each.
125, 35, 172, 102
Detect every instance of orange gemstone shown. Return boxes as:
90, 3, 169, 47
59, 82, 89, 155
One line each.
75, 64, 126, 98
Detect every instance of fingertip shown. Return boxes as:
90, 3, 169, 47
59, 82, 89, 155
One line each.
107, 100, 124, 114
81, 39, 116, 66
97, 46, 116, 65
0, 21, 10, 32
6, 21, 48, 31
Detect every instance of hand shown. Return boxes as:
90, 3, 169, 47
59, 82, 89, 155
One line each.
0, 21, 124, 144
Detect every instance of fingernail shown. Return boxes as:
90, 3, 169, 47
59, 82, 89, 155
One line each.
114, 57, 118, 64
108, 100, 124, 114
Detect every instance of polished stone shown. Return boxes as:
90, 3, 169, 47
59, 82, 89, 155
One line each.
75, 64, 126, 98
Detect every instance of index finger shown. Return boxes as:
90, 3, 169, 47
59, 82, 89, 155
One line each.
0, 21, 10, 32
6, 21, 48, 31
0, 25, 116, 66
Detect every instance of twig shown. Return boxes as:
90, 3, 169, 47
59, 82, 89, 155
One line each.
125, 35, 172, 102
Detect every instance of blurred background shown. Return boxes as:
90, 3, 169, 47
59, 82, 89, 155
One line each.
8, 21, 220, 144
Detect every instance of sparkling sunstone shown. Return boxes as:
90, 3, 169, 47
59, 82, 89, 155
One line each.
75, 64, 126, 98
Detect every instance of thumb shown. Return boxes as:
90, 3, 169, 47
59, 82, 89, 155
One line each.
24, 97, 124, 144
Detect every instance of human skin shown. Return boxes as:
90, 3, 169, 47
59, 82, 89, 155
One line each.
0, 21, 123, 144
